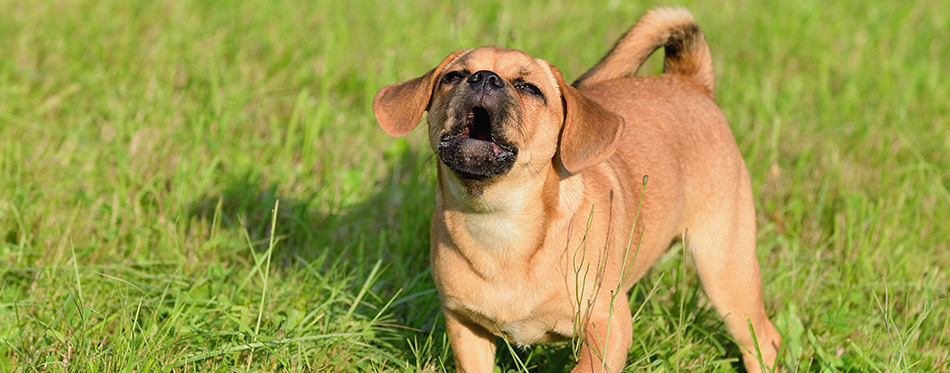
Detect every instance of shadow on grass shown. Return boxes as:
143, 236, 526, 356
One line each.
187, 148, 433, 267
185, 147, 444, 336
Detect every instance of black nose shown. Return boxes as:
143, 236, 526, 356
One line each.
468, 70, 505, 90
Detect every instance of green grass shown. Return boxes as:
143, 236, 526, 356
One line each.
1, 0, 948, 371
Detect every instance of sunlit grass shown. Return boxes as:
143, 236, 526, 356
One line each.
1, 0, 947, 371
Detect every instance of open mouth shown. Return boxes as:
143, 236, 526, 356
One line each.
463, 107, 493, 142
457, 107, 510, 156
437, 106, 517, 180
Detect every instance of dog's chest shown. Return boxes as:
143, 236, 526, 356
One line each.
442, 279, 574, 345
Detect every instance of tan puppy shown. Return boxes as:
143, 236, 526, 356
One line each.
373, 7, 781, 373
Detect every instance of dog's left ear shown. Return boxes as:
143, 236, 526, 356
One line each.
552, 67, 625, 174
373, 49, 468, 137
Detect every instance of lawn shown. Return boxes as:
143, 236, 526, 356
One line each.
1, 0, 948, 371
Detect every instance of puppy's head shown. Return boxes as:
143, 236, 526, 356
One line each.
373, 47, 623, 190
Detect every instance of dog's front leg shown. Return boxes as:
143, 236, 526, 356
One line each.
573, 294, 633, 373
444, 308, 496, 373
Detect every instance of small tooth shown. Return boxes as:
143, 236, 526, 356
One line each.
491, 142, 502, 155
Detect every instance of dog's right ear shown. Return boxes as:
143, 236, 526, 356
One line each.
373, 49, 468, 137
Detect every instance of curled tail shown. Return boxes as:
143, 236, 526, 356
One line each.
573, 7, 715, 96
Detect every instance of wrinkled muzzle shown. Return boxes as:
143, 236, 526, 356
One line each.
437, 71, 518, 180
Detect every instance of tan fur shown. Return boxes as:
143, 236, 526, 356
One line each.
373, 7, 781, 373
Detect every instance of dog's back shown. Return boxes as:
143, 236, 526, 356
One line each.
574, 7, 744, 254
575, 7, 736, 229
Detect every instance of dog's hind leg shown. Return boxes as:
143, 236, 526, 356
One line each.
686, 172, 782, 373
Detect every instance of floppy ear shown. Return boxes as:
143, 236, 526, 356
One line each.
372, 49, 468, 137
552, 67, 625, 174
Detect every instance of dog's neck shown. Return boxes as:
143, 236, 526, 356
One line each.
436, 164, 584, 276
438, 170, 543, 215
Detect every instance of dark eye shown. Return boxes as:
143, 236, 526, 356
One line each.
441, 71, 466, 86
515, 82, 543, 97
